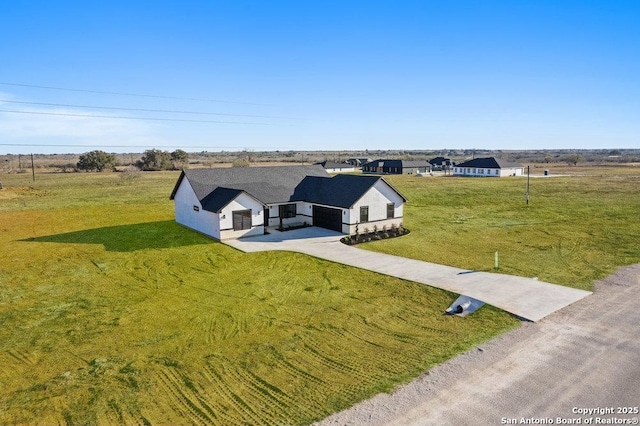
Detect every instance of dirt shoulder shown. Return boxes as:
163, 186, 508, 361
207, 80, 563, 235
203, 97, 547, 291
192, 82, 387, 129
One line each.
316, 264, 640, 426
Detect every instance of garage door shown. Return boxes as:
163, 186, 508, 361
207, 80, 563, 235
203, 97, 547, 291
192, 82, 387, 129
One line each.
312, 206, 342, 232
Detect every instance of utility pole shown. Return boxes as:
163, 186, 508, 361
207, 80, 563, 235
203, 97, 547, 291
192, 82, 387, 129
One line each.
31, 153, 35, 181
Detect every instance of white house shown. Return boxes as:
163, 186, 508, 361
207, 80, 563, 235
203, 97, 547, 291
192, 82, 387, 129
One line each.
453, 157, 524, 177
314, 161, 357, 173
170, 165, 407, 240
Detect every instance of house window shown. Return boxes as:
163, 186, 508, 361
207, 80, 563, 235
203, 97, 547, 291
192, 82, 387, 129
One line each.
193, 205, 200, 211
232, 210, 252, 231
387, 203, 394, 219
280, 204, 296, 218
495, 169, 499, 175
360, 206, 369, 223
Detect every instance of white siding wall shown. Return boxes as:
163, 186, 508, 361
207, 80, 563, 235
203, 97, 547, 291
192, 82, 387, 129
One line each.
326, 166, 356, 173
499, 167, 524, 177
267, 205, 279, 227
173, 177, 221, 239
298, 202, 315, 225
347, 180, 404, 234
454, 167, 523, 177
219, 193, 265, 240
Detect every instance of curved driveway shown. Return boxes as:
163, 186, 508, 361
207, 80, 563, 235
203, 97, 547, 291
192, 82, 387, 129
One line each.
224, 227, 591, 322
318, 264, 640, 425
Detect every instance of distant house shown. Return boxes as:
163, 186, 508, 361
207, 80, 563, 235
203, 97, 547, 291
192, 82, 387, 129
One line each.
170, 165, 407, 240
314, 161, 356, 173
453, 157, 524, 177
346, 158, 371, 167
428, 157, 454, 171
362, 159, 431, 174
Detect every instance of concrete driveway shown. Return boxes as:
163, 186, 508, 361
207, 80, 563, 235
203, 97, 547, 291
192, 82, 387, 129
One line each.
317, 264, 640, 426
224, 227, 591, 322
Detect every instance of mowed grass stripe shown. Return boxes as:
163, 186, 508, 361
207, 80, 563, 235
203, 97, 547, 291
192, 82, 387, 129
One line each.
1, 169, 638, 424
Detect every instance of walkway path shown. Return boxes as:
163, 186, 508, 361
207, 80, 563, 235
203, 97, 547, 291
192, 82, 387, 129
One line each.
224, 227, 591, 322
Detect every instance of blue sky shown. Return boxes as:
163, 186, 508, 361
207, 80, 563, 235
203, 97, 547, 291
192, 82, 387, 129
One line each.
1, 1, 638, 154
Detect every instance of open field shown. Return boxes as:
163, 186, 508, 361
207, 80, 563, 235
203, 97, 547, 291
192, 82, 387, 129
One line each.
373, 169, 640, 290
528, 162, 640, 176
2, 148, 639, 175
1, 166, 639, 424
0, 172, 517, 425
319, 263, 640, 425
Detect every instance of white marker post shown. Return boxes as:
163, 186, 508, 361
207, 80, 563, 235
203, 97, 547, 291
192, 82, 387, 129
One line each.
526, 165, 530, 204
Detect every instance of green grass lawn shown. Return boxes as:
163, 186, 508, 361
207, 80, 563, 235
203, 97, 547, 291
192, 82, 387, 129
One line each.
0, 168, 638, 424
372, 172, 640, 290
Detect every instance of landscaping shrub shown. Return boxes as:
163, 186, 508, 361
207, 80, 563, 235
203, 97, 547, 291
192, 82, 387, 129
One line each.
341, 226, 410, 245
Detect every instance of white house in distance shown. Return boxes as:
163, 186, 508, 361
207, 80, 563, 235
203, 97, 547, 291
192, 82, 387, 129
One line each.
454, 157, 525, 177
170, 165, 407, 240
314, 160, 357, 173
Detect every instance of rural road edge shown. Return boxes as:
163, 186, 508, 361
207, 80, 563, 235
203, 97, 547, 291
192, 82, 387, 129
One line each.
316, 263, 640, 426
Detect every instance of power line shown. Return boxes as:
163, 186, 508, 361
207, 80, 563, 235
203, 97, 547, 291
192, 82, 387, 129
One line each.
0, 143, 281, 150
0, 99, 290, 119
0, 109, 268, 125
0, 82, 263, 105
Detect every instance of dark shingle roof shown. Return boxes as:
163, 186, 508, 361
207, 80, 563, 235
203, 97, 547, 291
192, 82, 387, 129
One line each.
170, 165, 407, 212
456, 157, 523, 169
400, 160, 431, 168
362, 159, 430, 168
293, 174, 398, 208
170, 165, 329, 211
199, 187, 244, 212
315, 161, 354, 170
429, 156, 450, 165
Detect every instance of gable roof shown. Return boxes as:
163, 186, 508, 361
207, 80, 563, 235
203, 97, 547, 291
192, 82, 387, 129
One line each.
346, 158, 370, 165
199, 187, 245, 212
362, 159, 430, 168
315, 161, 354, 170
456, 157, 523, 169
401, 160, 431, 168
292, 174, 406, 208
170, 165, 407, 212
170, 165, 330, 211
429, 156, 452, 165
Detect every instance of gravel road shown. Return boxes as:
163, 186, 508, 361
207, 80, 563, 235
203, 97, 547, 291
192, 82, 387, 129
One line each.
316, 263, 640, 426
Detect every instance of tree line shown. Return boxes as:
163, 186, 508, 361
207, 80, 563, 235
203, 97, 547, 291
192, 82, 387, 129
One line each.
77, 149, 189, 172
